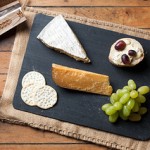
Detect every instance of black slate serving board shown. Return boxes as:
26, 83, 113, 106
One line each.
13, 14, 150, 140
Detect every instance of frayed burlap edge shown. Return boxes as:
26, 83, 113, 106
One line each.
0, 7, 150, 150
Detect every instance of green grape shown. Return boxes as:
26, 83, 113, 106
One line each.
117, 89, 129, 98
119, 93, 130, 104
116, 89, 123, 98
130, 90, 138, 99
128, 113, 141, 122
110, 93, 119, 104
109, 112, 119, 123
102, 79, 148, 123
114, 101, 123, 110
123, 86, 131, 91
138, 86, 150, 95
101, 103, 112, 112
128, 79, 136, 90
138, 107, 147, 115
132, 101, 139, 112
123, 105, 131, 117
121, 89, 129, 94
135, 94, 146, 103
126, 99, 135, 110
138, 102, 141, 107
119, 110, 128, 120
105, 106, 116, 116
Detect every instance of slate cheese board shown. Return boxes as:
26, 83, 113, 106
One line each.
13, 14, 150, 140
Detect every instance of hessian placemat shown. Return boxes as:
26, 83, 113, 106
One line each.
0, 7, 150, 150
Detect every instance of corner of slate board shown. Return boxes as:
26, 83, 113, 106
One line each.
13, 13, 150, 141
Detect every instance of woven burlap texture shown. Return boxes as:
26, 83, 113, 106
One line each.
0, 7, 150, 150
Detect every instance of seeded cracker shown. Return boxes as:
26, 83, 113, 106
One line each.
21, 84, 43, 106
22, 71, 46, 88
35, 85, 57, 109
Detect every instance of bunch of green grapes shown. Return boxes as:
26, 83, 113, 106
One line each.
102, 80, 150, 123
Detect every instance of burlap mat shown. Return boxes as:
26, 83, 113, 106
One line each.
0, 7, 150, 150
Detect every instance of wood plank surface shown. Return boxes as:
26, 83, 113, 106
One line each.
0, 144, 108, 150
0, 28, 15, 51
0, 122, 82, 143
0, 52, 11, 73
20, 0, 150, 6
0, 0, 150, 150
0, 122, 107, 150
38, 7, 150, 28
0, 0, 16, 7
0, 75, 7, 96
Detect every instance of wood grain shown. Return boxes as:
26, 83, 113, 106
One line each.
37, 7, 150, 28
0, 122, 81, 143
0, 144, 107, 150
20, 0, 150, 6
0, 1, 150, 150
0, 52, 11, 74
0, 122, 107, 150
0, 0, 17, 7
0, 75, 7, 96
0, 28, 15, 51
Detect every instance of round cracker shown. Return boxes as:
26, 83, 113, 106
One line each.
35, 85, 57, 109
21, 84, 43, 106
22, 71, 45, 88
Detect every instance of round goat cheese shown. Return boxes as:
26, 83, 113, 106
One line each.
109, 38, 144, 67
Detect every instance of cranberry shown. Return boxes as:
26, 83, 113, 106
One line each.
128, 50, 137, 57
115, 40, 126, 51
121, 54, 130, 64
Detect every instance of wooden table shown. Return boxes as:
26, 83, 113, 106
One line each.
0, 0, 150, 149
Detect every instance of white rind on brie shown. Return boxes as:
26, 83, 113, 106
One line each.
37, 15, 90, 63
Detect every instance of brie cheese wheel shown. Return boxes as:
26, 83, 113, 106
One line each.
109, 38, 144, 67
37, 15, 90, 63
